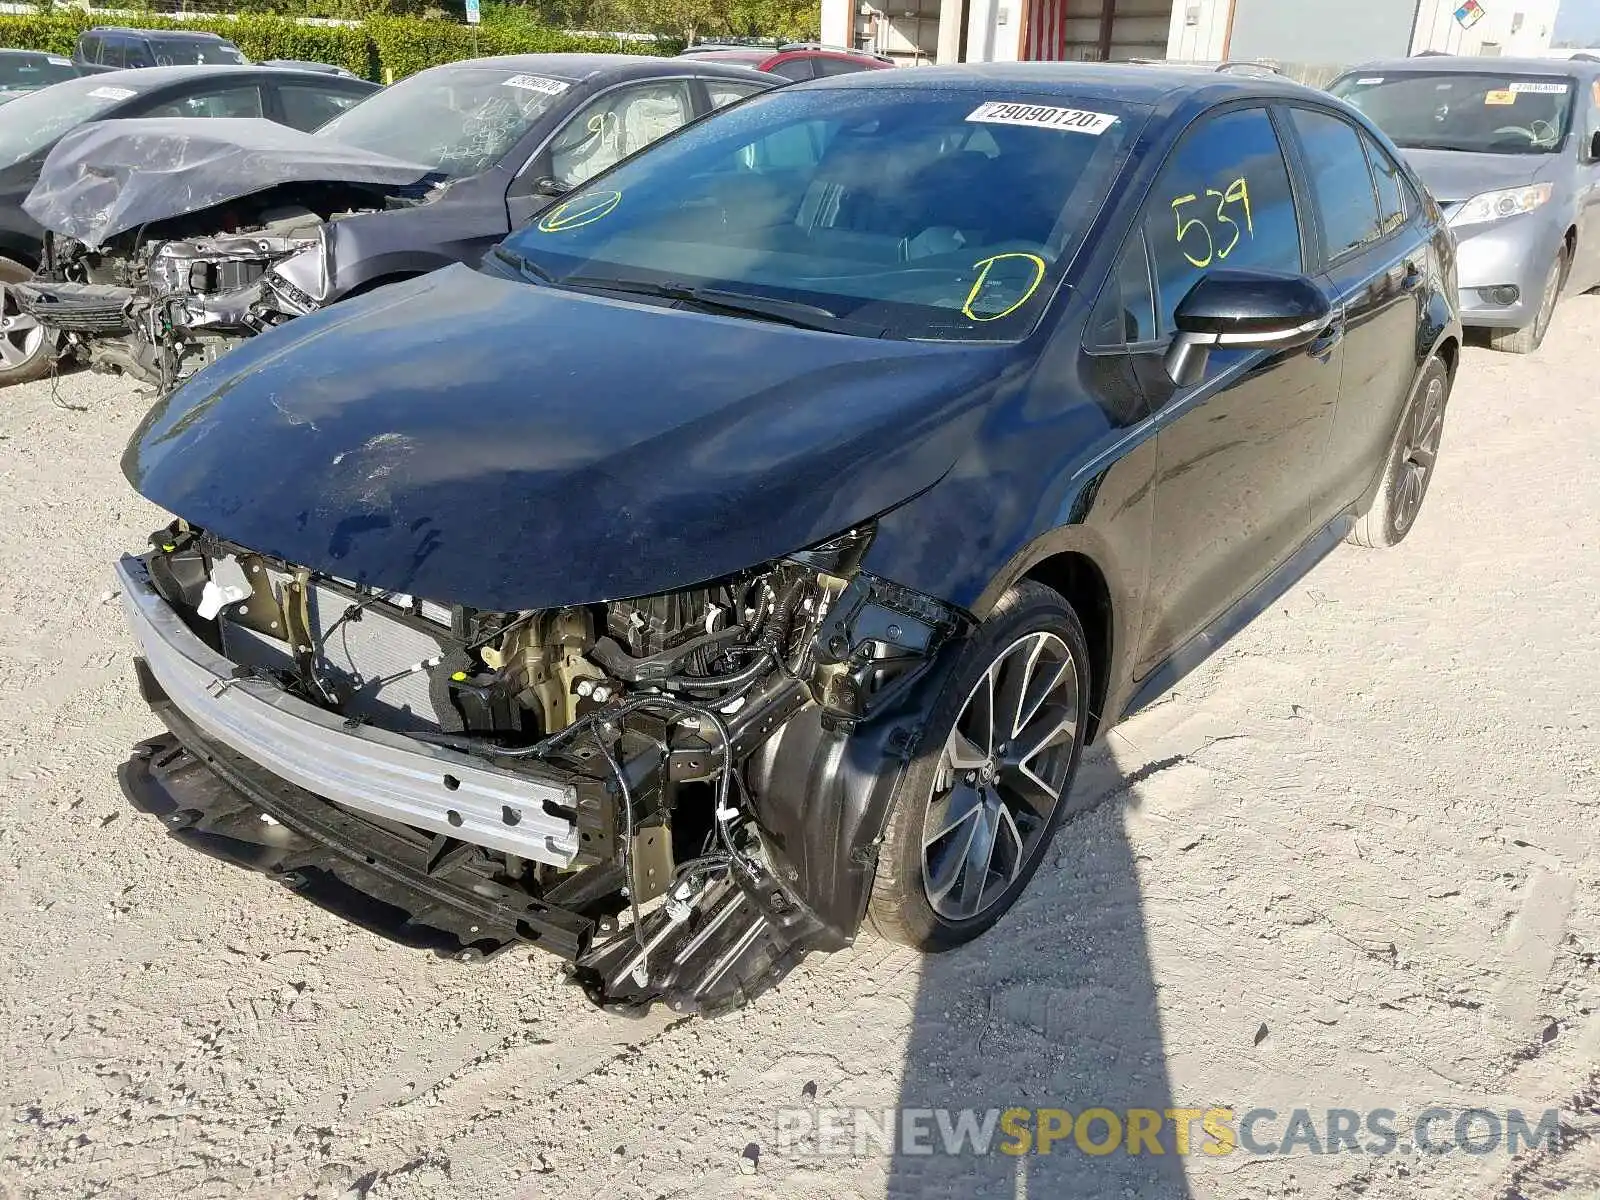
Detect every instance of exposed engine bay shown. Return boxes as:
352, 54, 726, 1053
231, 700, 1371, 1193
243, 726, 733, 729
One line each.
13, 183, 415, 389
120, 518, 968, 1014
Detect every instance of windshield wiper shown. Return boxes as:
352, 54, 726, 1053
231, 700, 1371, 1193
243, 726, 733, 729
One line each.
558, 275, 887, 337
492, 245, 556, 284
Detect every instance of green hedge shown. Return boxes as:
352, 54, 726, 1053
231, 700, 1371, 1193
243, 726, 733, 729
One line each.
0, 11, 660, 82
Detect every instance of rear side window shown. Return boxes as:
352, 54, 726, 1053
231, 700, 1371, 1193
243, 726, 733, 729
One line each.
99, 36, 126, 70
279, 84, 364, 132
1145, 106, 1303, 333
1361, 130, 1408, 236
1288, 107, 1382, 260
124, 37, 155, 69
769, 58, 817, 82
814, 57, 869, 77
145, 84, 263, 120
705, 79, 765, 110
78, 34, 101, 64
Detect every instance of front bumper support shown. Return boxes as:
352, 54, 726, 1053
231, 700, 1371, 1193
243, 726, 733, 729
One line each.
121, 692, 596, 960
116, 555, 583, 868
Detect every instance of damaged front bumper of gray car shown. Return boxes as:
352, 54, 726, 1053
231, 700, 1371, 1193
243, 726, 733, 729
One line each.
14, 222, 343, 390
117, 521, 968, 1015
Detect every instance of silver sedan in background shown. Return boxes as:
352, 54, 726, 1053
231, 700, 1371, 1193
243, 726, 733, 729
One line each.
1332, 56, 1600, 353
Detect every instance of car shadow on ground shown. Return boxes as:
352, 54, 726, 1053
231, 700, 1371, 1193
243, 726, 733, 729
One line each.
883, 739, 1194, 1199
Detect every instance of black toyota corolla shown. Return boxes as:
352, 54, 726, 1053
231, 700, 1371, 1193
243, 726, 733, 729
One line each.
112, 65, 1461, 1014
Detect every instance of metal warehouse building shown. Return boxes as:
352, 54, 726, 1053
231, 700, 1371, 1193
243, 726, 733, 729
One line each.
821, 0, 1560, 73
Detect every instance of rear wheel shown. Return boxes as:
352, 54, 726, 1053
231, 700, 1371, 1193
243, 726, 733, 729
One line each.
867, 581, 1090, 950
0, 256, 52, 388
1490, 247, 1565, 355
1349, 356, 1451, 549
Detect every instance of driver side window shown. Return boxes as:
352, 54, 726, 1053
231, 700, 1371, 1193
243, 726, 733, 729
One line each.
1144, 106, 1303, 335
549, 81, 695, 190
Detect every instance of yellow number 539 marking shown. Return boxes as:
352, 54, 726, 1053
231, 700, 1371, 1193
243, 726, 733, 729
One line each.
1171, 178, 1254, 268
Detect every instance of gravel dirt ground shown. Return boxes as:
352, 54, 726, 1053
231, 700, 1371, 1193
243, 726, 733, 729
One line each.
0, 300, 1596, 1200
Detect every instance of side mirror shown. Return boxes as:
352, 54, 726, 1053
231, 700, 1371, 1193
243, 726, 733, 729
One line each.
1164, 269, 1333, 388
1588, 129, 1600, 163
532, 176, 570, 198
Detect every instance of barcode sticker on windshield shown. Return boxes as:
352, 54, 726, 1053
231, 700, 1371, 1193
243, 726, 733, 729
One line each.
1356, 76, 1385, 85
967, 101, 1118, 135
48, 55, 70, 65
503, 74, 569, 94
1510, 81, 1569, 94
88, 86, 135, 100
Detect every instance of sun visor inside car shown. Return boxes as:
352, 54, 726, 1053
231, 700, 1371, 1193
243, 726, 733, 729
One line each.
24, 117, 440, 249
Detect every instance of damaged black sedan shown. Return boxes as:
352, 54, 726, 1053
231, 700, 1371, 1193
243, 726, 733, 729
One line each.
14, 54, 779, 389
114, 65, 1460, 1014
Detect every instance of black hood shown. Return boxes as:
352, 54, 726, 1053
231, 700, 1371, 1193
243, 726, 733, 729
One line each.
125, 264, 1005, 610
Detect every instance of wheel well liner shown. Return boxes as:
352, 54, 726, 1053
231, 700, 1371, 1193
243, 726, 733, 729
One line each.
1436, 335, 1459, 381
1021, 551, 1112, 742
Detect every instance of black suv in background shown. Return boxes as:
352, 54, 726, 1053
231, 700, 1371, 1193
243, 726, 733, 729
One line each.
74, 27, 248, 73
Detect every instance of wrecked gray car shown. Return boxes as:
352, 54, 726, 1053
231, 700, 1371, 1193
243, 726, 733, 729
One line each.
14, 53, 780, 388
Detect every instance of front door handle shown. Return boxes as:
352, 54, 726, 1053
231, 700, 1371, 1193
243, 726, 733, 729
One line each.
1307, 318, 1345, 358
1400, 259, 1426, 292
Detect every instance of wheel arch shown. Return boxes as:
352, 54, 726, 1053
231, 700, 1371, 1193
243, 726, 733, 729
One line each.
1019, 551, 1114, 744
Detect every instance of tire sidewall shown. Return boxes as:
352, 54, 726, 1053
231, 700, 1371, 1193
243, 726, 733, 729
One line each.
1381, 356, 1451, 545
872, 582, 1090, 950
0, 255, 51, 386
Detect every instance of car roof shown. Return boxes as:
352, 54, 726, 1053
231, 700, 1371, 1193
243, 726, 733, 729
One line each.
87, 26, 231, 41
680, 48, 769, 63
65, 64, 368, 88
808, 61, 1324, 104
1340, 54, 1600, 78
426, 53, 779, 83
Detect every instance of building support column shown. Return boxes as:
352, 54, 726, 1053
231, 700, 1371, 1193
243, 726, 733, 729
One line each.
937, 0, 966, 62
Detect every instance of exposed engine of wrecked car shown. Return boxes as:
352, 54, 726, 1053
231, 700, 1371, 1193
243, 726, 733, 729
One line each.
126, 518, 965, 1013
13, 183, 426, 388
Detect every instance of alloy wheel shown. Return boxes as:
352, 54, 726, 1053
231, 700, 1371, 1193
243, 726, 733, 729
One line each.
920, 631, 1080, 922
0, 281, 43, 373
1394, 372, 1446, 535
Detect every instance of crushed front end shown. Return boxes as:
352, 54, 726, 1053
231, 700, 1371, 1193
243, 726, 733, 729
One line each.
117, 521, 966, 1014
15, 185, 417, 390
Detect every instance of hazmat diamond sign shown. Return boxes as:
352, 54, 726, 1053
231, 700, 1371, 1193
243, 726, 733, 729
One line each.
1454, 0, 1486, 28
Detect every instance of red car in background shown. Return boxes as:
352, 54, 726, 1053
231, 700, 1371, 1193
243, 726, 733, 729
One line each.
678, 42, 894, 81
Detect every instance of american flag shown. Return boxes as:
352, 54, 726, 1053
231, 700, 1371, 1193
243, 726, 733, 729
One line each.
1023, 0, 1071, 61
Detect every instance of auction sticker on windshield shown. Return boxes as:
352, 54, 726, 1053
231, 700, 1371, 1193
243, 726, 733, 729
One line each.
966, 101, 1117, 135
88, 87, 135, 100
504, 75, 569, 94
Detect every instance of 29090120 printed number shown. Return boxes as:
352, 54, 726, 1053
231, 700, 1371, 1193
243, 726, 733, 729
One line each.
1170, 177, 1254, 268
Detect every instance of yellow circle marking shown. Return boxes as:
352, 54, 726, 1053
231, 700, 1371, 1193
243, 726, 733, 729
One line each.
962, 252, 1048, 322
536, 189, 622, 233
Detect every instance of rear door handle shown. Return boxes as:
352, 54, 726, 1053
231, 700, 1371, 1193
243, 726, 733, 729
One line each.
1400, 259, 1425, 292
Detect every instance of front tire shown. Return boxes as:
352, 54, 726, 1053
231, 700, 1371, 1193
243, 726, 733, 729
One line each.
1349, 356, 1451, 549
1490, 247, 1565, 355
867, 581, 1090, 951
0, 257, 52, 388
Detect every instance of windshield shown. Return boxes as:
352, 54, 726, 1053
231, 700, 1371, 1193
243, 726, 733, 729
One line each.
0, 53, 78, 91
1331, 71, 1576, 154
0, 75, 149, 169
497, 87, 1140, 342
154, 40, 248, 66
316, 66, 570, 176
